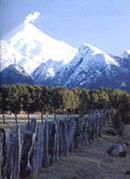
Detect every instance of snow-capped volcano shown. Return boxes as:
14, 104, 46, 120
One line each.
1, 23, 78, 74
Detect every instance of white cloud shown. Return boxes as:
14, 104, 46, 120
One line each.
24, 11, 40, 25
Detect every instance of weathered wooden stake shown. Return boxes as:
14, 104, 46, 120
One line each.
43, 120, 49, 168
15, 113, 18, 124
27, 112, 30, 123
2, 112, 6, 124
13, 125, 21, 179
34, 123, 45, 173
63, 118, 69, 156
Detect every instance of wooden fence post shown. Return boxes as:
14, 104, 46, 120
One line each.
93, 111, 97, 139
68, 117, 76, 153
91, 113, 95, 141
13, 125, 21, 179
27, 112, 30, 123
20, 119, 36, 178
98, 112, 102, 137
34, 123, 45, 173
2, 112, 6, 124
82, 118, 88, 145
41, 112, 43, 123
55, 119, 60, 161
15, 113, 18, 124
59, 120, 64, 156
43, 120, 49, 168
63, 118, 69, 156
4, 132, 15, 178
0, 128, 6, 178
74, 117, 82, 149
95, 112, 99, 138
85, 118, 89, 145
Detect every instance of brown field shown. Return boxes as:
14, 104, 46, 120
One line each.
29, 125, 130, 179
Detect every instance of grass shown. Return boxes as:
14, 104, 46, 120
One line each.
0, 113, 48, 127
0, 113, 80, 127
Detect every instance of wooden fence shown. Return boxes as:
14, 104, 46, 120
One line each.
0, 110, 107, 179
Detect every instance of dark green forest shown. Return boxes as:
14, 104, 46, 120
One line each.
0, 84, 130, 125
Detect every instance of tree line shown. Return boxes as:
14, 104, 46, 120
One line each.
0, 84, 130, 124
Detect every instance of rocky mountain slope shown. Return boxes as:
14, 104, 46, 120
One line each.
52, 43, 119, 86
33, 43, 130, 91
0, 64, 34, 85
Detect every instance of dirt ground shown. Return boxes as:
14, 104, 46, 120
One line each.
31, 125, 130, 179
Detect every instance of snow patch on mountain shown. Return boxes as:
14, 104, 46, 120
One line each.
32, 59, 64, 83
120, 81, 126, 87
0, 41, 15, 71
47, 68, 55, 77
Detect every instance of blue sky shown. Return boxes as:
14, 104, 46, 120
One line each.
1, 0, 130, 55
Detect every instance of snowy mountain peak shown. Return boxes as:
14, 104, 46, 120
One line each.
78, 43, 119, 66
122, 49, 130, 58
8, 64, 29, 77
0, 64, 33, 85
81, 43, 103, 55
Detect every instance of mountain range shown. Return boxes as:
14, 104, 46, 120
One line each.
0, 23, 130, 92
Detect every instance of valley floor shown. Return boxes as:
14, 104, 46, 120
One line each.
31, 124, 130, 179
